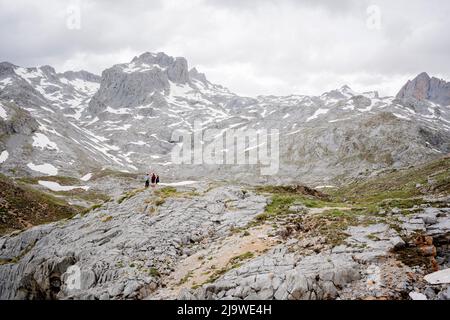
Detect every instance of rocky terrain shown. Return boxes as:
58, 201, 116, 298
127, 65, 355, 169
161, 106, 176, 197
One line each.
0, 157, 448, 300
0, 51, 449, 300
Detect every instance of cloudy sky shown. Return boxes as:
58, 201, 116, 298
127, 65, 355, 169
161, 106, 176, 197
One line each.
1, 0, 449, 97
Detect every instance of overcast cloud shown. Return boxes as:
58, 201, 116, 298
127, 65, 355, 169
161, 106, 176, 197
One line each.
0, 0, 449, 97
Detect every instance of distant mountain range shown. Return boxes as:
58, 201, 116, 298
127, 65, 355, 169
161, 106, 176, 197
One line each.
1, 52, 449, 185
1, 53, 450, 301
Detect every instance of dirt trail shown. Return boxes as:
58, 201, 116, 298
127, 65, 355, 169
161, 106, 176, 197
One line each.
154, 206, 353, 298
156, 224, 277, 298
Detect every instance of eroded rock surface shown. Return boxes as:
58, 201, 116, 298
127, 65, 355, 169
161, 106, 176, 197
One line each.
0, 184, 448, 300
179, 205, 450, 300
0, 185, 266, 299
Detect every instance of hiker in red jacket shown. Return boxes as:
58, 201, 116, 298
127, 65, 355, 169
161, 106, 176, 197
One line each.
151, 172, 157, 187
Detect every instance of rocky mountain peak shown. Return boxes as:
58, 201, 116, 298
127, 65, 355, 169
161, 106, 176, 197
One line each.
416, 72, 431, 80
131, 52, 172, 66
320, 85, 356, 101
167, 56, 189, 84
0, 62, 17, 76
339, 85, 357, 95
59, 70, 101, 83
128, 52, 189, 84
189, 67, 208, 83
396, 72, 450, 106
39, 65, 57, 75
88, 52, 193, 112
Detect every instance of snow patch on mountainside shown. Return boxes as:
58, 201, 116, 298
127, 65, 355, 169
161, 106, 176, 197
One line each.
0, 103, 7, 120
169, 81, 192, 97
27, 163, 58, 175
130, 141, 147, 146
14, 67, 42, 83
105, 107, 132, 115
122, 62, 166, 73
0, 150, 8, 164
38, 123, 64, 138
32, 133, 59, 151
59, 78, 100, 96
393, 113, 411, 121
0, 78, 13, 89
40, 106, 55, 114
306, 108, 329, 122
80, 173, 92, 181
38, 180, 90, 191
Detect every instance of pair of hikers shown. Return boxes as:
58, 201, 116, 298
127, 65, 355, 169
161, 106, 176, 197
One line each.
144, 172, 159, 188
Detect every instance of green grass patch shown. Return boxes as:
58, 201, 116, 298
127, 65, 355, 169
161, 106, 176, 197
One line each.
117, 187, 146, 204
154, 186, 199, 199
254, 192, 346, 224
154, 197, 165, 206
229, 252, 254, 266
155, 186, 178, 197
308, 208, 377, 246
16, 175, 110, 205
0, 174, 80, 235
17, 175, 81, 185
82, 203, 103, 215
141, 186, 199, 209
256, 185, 330, 200
204, 252, 255, 284
53, 189, 110, 203
148, 267, 160, 278
90, 169, 139, 181
378, 198, 426, 209
324, 209, 348, 217
331, 157, 450, 204
178, 271, 194, 285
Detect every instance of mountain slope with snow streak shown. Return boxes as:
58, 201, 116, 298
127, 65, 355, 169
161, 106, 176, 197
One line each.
1, 53, 449, 185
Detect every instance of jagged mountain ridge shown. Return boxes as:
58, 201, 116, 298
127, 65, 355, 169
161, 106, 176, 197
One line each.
397, 72, 450, 107
1, 52, 450, 186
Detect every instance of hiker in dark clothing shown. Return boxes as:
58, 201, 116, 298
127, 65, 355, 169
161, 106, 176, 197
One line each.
156, 175, 160, 185
144, 173, 150, 188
